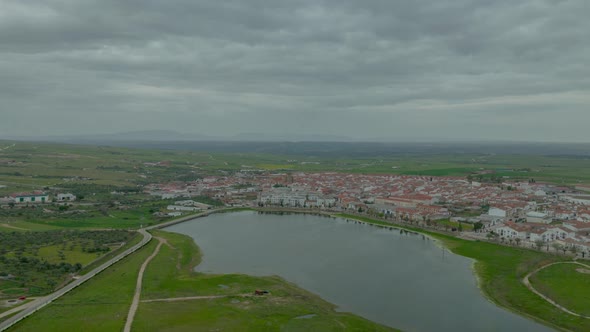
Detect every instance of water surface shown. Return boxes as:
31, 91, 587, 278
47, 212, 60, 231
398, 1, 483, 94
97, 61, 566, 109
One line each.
167, 211, 553, 332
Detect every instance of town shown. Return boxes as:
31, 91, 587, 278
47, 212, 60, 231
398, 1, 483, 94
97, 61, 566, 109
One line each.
58, 170, 590, 257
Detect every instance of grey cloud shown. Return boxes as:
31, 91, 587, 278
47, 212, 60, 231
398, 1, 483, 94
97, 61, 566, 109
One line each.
0, 0, 589, 142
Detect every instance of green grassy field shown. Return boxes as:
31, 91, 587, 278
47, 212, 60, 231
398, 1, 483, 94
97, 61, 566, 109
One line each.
78, 232, 142, 275
0, 230, 137, 298
7, 230, 397, 331
530, 263, 590, 317
6, 240, 158, 331
34, 244, 99, 265
2, 140, 590, 196
337, 214, 589, 332
1, 198, 184, 231
0, 221, 64, 232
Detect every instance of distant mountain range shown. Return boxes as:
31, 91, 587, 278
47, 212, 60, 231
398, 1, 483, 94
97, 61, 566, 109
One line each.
1, 130, 357, 143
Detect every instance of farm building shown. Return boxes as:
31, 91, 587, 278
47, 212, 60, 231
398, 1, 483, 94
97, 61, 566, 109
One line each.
10, 191, 50, 204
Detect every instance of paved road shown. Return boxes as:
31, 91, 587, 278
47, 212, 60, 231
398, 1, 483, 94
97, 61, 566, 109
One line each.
0, 229, 153, 332
0, 299, 38, 320
523, 261, 590, 319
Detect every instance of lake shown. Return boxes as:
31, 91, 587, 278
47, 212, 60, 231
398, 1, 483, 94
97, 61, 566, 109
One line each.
166, 211, 553, 332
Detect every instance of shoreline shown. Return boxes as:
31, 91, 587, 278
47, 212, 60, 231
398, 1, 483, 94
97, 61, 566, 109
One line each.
165, 207, 574, 332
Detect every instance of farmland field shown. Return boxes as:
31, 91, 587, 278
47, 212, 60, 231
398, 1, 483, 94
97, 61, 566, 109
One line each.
529, 263, 590, 317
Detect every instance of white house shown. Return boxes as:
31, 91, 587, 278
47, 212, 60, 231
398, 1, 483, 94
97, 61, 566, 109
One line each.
526, 211, 551, 224
10, 192, 49, 204
166, 212, 183, 217
488, 207, 507, 218
57, 193, 76, 201
494, 222, 527, 240
529, 227, 572, 242
167, 205, 199, 212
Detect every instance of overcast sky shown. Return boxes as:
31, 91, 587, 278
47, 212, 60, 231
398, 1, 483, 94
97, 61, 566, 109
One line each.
1, 0, 589, 142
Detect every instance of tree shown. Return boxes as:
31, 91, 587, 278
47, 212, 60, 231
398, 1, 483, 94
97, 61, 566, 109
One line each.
570, 245, 578, 257
552, 243, 563, 254
473, 222, 484, 232
515, 238, 521, 247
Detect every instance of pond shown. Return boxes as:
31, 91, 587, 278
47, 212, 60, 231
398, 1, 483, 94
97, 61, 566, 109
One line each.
166, 211, 553, 332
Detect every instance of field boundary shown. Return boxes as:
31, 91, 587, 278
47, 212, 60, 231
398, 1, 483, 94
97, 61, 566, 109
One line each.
523, 261, 590, 319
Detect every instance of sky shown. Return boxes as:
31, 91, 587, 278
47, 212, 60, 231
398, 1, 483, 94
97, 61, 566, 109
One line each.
1, 0, 589, 142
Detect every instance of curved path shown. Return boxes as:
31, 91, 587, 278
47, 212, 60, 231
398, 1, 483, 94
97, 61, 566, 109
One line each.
523, 261, 590, 319
0, 229, 153, 332
123, 237, 165, 332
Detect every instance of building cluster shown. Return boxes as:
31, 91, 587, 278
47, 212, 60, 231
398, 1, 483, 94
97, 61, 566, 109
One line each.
0, 191, 76, 205
4, 170, 589, 254
144, 171, 590, 255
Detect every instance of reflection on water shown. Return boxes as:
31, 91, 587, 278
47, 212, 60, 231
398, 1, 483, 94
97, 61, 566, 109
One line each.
167, 211, 553, 332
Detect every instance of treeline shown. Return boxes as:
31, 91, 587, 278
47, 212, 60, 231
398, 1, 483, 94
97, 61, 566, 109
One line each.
0, 230, 135, 296
57, 183, 141, 197
0, 230, 134, 254
0, 256, 82, 291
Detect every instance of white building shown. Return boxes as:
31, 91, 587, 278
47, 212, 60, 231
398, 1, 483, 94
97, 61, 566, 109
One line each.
259, 188, 335, 208
10, 192, 50, 204
560, 195, 590, 205
57, 193, 76, 201
488, 207, 507, 218
494, 223, 527, 240
526, 211, 551, 224
529, 227, 572, 242
167, 205, 199, 212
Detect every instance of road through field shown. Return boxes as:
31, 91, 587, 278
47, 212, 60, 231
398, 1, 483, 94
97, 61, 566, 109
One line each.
123, 237, 165, 332
0, 229, 153, 331
523, 261, 590, 319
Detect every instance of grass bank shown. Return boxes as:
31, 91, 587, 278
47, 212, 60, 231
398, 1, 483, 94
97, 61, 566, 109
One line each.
530, 263, 590, 317
135, 230, 398, 331
337, 213, 588, 332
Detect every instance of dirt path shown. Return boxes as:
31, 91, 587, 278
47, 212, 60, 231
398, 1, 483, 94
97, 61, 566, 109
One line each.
523, 261, 590, 319
141, 293, 252, 303
142, 295, 228, 303
123, 238, 165, 332
0, 224, 27, 231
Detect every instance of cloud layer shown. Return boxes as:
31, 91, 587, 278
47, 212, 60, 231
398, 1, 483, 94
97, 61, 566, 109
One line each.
1, 0, 589, 141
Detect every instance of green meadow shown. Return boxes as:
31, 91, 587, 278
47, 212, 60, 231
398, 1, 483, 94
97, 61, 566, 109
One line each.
2, 140, 590, 198
530, 263, 590, 317
0, 230, 137, 298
